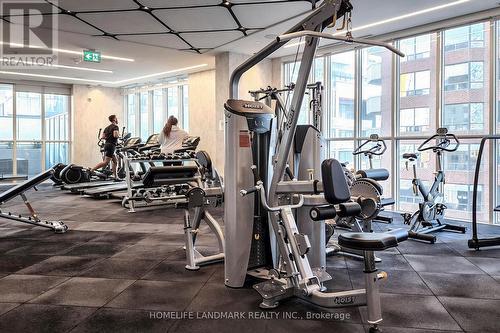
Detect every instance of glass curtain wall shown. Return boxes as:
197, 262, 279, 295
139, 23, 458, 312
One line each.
282, 19, 499, 224
125, 83, 188, 141
0, 84, 70, 177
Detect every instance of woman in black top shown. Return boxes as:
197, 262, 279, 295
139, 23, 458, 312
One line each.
91, 115, 120, 178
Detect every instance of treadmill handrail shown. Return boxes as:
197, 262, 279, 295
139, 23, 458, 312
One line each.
0, 169, 53, 204
471, 135, 500, 243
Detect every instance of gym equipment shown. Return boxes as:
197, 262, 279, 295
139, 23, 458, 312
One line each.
240, 160, 407, 323
468, 135, 500, 249
353, 135, 394, 224
402, 128, 466, 243
60, 132, 137, 185
224, 1, 406, 330
121, 150, 218, 212
0, 165, 68, 233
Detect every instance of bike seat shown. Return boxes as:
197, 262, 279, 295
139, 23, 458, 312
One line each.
403, 153, 419, 160
338, 229, 408, 251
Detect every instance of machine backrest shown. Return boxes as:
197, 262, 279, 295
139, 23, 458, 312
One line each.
142, 165, 199, 187
0, 168, 54, 204
321, 159, 351, 205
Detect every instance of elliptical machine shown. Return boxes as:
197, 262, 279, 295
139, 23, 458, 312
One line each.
401, 128, 466, 243
60, 128, 134, 184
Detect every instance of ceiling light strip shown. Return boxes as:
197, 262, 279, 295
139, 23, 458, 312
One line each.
0, 42, 135, 62
0, 64, 209, 85
333, 0, 470, 36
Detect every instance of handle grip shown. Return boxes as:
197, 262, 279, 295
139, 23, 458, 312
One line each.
240, 186, 259, 197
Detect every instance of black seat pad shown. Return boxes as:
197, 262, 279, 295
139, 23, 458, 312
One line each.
495, 205, 500, 212
338, 229, 408, 251
0, 169, 53, 204
321, 159, 351, 204
403, 153, 418, 160
356, 168, 389, 181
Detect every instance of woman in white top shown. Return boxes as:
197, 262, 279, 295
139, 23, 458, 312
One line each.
158, 116, 189, 154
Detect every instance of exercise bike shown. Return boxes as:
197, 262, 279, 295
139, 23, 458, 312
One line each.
401, 128, 466, 243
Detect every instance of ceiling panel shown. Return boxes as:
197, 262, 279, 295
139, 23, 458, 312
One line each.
139, 0, 221, 8
181, 30, 243, 49
54, 15, 104, 35
119, 34, 190, 50
154, 7, 237, 31
78, 11, 168, 34
57, 0, 139, 12
233, 2, 310, 28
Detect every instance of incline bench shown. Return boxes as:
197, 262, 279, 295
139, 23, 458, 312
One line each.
0, 167, 68, 233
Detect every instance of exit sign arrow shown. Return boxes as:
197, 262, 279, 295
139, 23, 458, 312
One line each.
83, 50, 101, 63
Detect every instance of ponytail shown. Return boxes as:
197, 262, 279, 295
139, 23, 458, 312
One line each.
163, 116, 178, 138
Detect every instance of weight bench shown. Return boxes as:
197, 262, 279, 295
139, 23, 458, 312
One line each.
0, 167, 68, 233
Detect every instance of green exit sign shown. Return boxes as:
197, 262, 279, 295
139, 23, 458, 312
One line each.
83, 50, 101, 63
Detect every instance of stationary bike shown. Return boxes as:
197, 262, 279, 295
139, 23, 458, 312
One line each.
401, 128, 466, 243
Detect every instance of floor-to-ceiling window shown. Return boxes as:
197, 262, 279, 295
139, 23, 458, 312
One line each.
0, 84, 70, 178
281, 19, 500, 225
124, 80, 189, 142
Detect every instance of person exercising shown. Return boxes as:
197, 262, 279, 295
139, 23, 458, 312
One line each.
91, 114, 119, 178
159, 116, 189, 155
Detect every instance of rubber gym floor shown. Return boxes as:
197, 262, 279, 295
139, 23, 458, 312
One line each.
0, 183, 500, 333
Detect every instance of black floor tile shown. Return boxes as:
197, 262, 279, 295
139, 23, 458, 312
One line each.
112, 244, 180, 260
80, 258, 161, 279
142, 260, 216, 283
18, 256, 103, 276
71, 308, 174, 333
439, 296, 500, 332
0, 274, 68, 302
266, 320, 365, 333
404, 255, 484, 274
186, 282, 261, 312
346, 253, 413, 271
420, 272, 500, 299
64, 242, 130, 258
105, 280, 203, 311
0, 304, 96, 333
89, 232, 147, 244
170, 318, 267, 333
466, 257, 500, 275
350, 269, 433, 296
359, 293, 462, 331
0, 254, 49, 274
322, 268, 353, 292
29, 277, 134, 307
5, 240, 79, 256
0, 303, 19, 316
396, 242, 460, 256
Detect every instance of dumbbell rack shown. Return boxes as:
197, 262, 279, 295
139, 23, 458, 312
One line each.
122, 154, 198, 212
